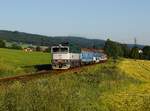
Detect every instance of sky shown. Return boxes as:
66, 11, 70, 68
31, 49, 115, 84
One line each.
0, 0, 150, 45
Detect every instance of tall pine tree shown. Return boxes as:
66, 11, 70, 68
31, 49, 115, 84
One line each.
130, 47, 139, 59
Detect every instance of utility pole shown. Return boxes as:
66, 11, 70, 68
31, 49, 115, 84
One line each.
134, 37, 137, 47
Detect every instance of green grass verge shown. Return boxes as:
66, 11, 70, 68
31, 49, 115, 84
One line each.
0, 48, 51, 77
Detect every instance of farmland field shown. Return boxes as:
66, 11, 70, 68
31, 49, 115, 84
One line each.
0, 58, 149, 111
0, 48, 51, 77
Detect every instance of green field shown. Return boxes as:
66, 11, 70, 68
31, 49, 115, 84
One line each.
0, 58, 150, 111
0, 48, 51, 77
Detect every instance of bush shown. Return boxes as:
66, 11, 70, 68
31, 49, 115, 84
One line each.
9, 43, 22, 50
142, 46, 150, 60
35, 46, 41, 51
0, 40, 6, 48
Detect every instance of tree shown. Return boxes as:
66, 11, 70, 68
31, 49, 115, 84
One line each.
44, 47, 51, 53
142, 46, 150, 60
0, 40, 6, 48
121, 44, 130, 58
130, 47, 139, 60
10, 43, 22, 50
104, 39, 124, 59
36, 46, 41, 51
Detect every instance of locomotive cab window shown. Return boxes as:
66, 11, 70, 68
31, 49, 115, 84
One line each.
61, 48, 68, 52
52, 47, 69, 53
52, 48, 60, 52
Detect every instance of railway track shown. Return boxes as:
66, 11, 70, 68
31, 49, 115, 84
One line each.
0, 61, 106, 83
0, 70, 69, 84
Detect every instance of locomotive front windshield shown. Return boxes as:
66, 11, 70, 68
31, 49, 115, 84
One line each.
53, 48, 59, 52
52, 47, 69, 53
61, 48, 68, 52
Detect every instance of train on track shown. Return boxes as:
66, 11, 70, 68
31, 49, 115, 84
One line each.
51, 43, 107, 69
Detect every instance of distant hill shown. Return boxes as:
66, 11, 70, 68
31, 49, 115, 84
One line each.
0, 30, 105, 48
127, 44, 145, 49
0, 30, 145, 48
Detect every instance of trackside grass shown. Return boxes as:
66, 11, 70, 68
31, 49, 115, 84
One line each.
118, 59, 150, 82
0, 59, 149, 111
102, 59, 150, 111
0, 48, 51, 77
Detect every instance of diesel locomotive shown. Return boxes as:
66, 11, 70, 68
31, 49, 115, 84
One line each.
51, 44, 107, 69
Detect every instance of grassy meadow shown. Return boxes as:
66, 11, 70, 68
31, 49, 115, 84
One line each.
0, 58, 149, 111
0, 48, 51, 77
